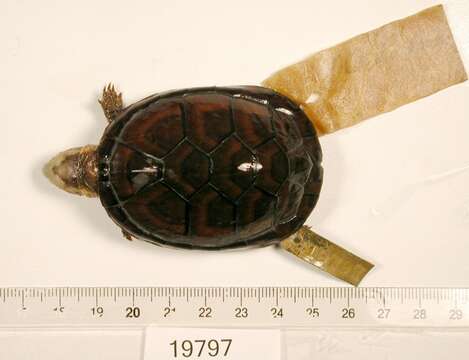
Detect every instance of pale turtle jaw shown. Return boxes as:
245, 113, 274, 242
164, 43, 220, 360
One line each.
43, 147, 97, 197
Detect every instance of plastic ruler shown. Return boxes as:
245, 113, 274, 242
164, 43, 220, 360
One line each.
0, 287, 468, 328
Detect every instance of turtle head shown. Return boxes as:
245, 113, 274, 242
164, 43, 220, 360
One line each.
44, 145, 98, 197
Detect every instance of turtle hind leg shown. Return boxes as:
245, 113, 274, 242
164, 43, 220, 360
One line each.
99, 83, 124, 122
122, 229, 133, 241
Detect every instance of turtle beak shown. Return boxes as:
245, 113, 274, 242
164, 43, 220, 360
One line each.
43, 148, 83, 196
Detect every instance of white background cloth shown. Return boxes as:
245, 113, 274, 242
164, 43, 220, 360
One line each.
1, 0, 468, 358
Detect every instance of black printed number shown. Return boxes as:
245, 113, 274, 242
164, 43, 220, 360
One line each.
234, 307, 248, 318
163, 307, 176, 317
198, 307, 212, 318
306, 307, 320, 318
170, 339, 232, 358
342, 308, 355, 319
270, 307, 284, 318
91, 306, 104, 317
125, 306, 141, 318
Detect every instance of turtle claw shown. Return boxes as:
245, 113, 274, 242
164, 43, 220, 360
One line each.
99, 83, 123, 122
122, 229, 133, 241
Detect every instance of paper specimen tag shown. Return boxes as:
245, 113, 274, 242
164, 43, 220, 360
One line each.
144, 327, 281, 360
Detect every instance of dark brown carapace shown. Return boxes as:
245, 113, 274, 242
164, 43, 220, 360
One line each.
98, 86, 323, 249
45, 86, 323, 250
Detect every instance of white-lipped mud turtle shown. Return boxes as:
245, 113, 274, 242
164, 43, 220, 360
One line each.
44, 84, 372, 285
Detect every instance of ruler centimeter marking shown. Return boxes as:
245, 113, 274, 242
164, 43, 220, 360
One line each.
0, 287, 468, 328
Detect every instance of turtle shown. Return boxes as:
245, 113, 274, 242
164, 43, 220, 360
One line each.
44, 84, 323, 249
44, 84, 375, 285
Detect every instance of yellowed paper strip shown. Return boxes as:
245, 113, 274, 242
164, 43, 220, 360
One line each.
263, 5, 467, 135
281, 227, 374, 286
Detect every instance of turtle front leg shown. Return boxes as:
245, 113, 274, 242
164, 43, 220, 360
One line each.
99, 83, 124, 122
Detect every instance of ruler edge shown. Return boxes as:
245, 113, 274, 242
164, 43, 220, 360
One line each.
2, 287, 469, 329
